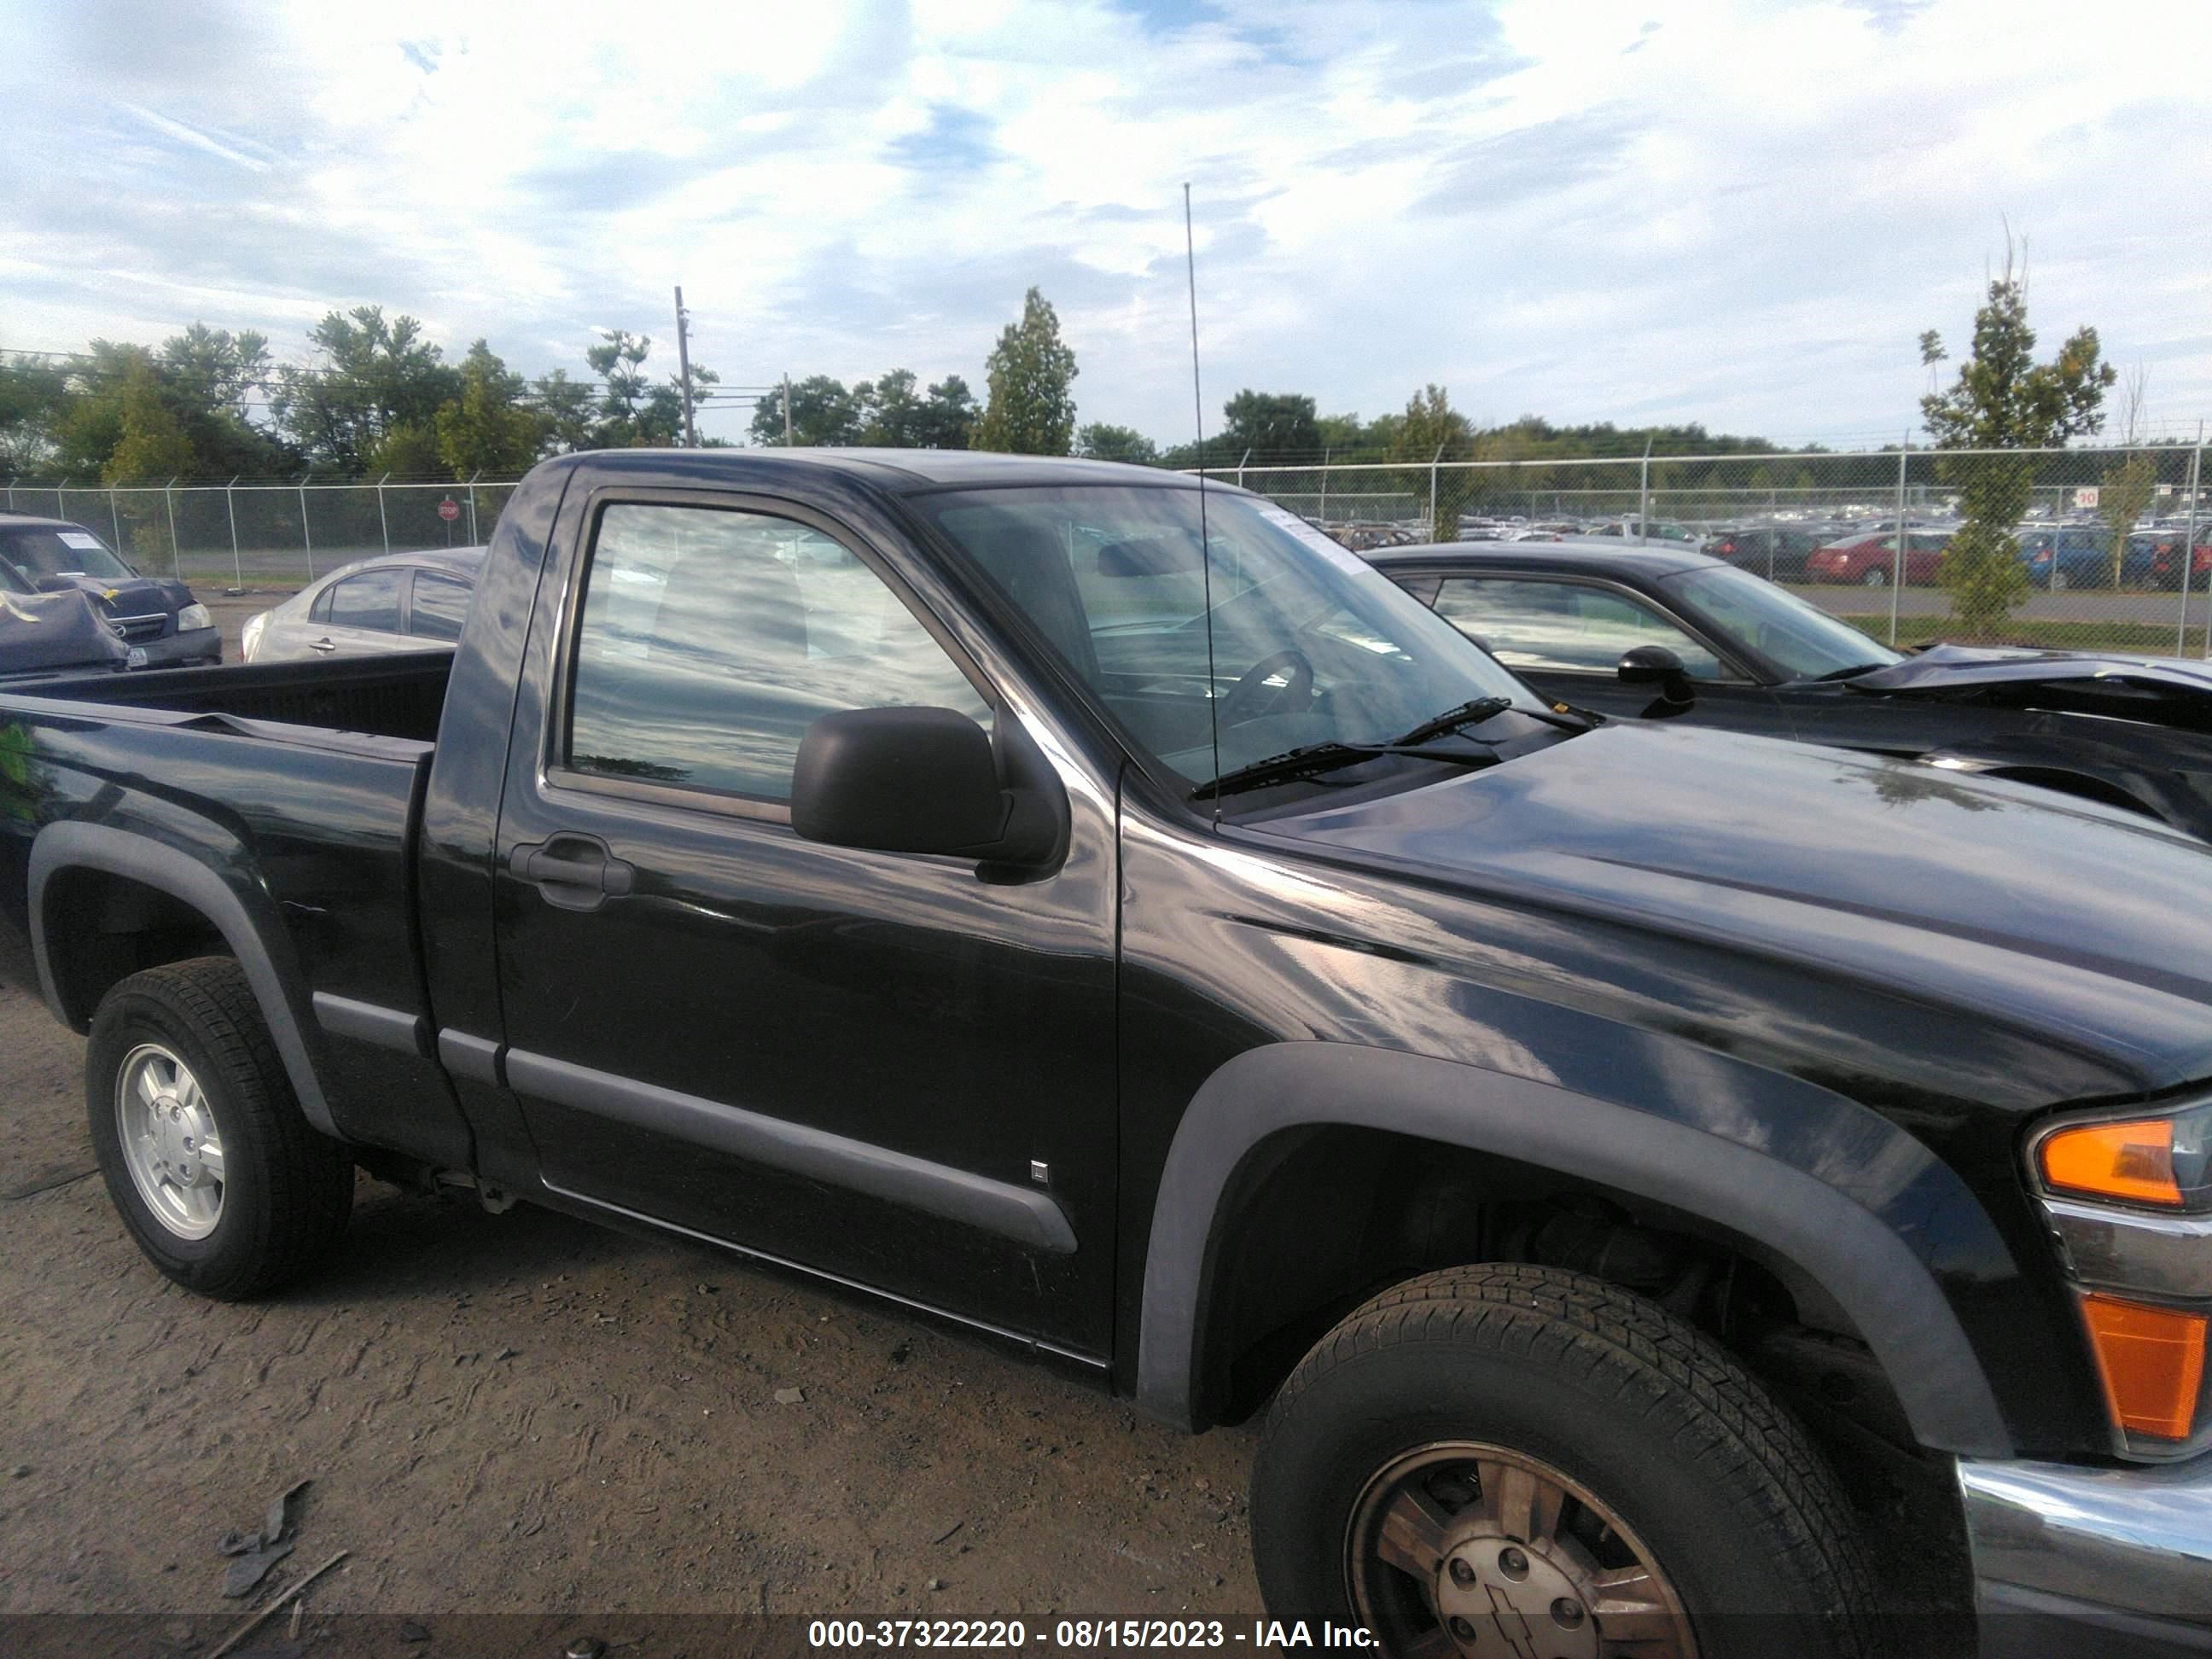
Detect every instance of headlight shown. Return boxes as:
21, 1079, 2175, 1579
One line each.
2039, 1101, 2210, 1212
240, 612, 268, 662
2030, 1098, 2212, 1455
178, 602, 213, 632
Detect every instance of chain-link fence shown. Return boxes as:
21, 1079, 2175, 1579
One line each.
2, 476, 509, 594
11, 446, 2211, 659
1214, 442, 2212, 659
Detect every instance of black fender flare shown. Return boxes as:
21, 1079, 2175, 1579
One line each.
1134, 1041, 2011, 1457
28, 820, 342, 1138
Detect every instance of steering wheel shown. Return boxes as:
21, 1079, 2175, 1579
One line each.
1217, 648, 1314, 727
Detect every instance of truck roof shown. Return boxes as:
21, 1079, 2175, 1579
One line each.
556, 447, 1208, 494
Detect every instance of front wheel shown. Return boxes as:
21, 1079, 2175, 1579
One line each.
1251, 1265, 1875, 1659
88, 958, 353, 1299
1859, 567, 1889, 587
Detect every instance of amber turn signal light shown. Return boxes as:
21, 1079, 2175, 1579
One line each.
2081, 1294, 2208, 1441
2040, 1117, 2182, 1208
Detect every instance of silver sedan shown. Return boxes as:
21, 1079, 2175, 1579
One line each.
241, 548, 485, 663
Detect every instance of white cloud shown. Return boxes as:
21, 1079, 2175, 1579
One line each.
2, 0, 2207, 448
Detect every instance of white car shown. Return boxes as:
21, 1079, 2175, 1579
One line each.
242, 548, 485, 663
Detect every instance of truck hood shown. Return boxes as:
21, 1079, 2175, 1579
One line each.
0, 589, 132, 678
1849, 642, 2212, 703
1260, 720, 2212, 1091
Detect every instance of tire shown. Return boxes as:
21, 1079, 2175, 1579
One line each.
1859, 567, 1888, 587
1251, 1264, 1876, 1659
87, 957, 352, 1300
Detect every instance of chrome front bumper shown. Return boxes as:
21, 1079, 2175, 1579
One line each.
1961, 1454, 2212, 1656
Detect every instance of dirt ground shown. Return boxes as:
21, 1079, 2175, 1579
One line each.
0, 931, 1262, 1633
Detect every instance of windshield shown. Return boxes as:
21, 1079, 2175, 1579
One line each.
912, 485, 1540, 789
1660, 566, 1900, 679
0, 526, 136, 583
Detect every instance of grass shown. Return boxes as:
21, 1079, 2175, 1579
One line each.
1831, 614, 2207, 655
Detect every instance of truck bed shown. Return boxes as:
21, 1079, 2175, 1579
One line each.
9, 649, 454, 745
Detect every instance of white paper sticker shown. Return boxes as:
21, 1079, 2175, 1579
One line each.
1250, 501, 1380, 579
58, 532, 106, 551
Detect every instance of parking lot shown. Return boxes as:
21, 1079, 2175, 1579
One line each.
0, 934, 1260, 1630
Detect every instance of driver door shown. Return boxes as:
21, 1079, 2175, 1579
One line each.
492, 492, 1121, 1357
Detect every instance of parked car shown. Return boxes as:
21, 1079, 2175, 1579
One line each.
2139, 525, 2212, 591
5, 451, 2212, 1655
2011, 526, 2156, 590
1584, 517, 1702, 544
241, 548, 485, 663
0, 514, 219, 666
1699, 524, 1827, 580
1372, 538, 2212, 840
0, 556, 137, 683
1803, 527, 1950, 585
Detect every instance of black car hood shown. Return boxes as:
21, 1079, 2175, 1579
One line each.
1257, 720, 2212, 1091
0, 588, 132, 677
1848, 643, 2212, 702
52, 573, 191, 614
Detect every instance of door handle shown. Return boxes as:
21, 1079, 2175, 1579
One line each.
309, 637, 337, 653
509, 835, 636, 910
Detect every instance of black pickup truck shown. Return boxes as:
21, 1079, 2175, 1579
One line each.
3, 449, 2209, 1656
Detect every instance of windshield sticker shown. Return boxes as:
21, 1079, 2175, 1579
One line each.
1249, 502, 1383, 579
58, 532, 106, 551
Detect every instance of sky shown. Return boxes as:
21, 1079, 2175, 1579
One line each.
3, 0, 2208, 451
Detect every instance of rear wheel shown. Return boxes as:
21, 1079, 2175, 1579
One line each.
88, 958, 352, 1299
1251, 1264, 1876, 1659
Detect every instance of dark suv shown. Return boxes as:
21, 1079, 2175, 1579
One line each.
0, 514, 221, 667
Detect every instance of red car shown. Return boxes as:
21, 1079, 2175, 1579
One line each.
1803, 528, 1950, 585
2141, 527, 2212, 591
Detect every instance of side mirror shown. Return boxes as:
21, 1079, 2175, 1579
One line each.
791, 706, 1064, 870
1618, 644, 1695, 711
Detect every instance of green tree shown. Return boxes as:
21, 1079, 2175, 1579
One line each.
975, 288, 1077, 456
102, 361, 197, 484
2096, 369, 2157, 589
363, 424, 445, 477
856, 369, 923, 445
1920, 247, 2114, 634
0, 351, 70, 471
1316, 411, 1366, 451
1389, 385, 1477, 541
159, 323, 271, 417
435, 341, 544, 476
917, 375, 977, 450
1220, 391, 1321, 465
1076, 422, 1159, 465
531, 370, 599, 454
748, 375, 865, 446
274, 307, 461, 473
586, 329, 654, 445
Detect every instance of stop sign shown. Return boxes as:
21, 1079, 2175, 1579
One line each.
438, 498, 461, 522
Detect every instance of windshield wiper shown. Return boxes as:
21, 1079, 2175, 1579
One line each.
1392, 694, 1601, 740
1814, 662, 1887, 682
1384, 696, 1516, 747
1195, 739, 1501, 801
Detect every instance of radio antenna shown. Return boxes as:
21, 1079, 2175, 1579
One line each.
1185, 182, 1221, 826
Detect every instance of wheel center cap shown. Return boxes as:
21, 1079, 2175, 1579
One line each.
1436, 1536, 1597, 1659
152, 1096, 205, 1185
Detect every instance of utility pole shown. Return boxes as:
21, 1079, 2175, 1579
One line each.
783, 374, 795, 446
672, 287, 697, 448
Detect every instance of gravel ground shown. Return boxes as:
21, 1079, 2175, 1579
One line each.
0, 930, 1261, 1630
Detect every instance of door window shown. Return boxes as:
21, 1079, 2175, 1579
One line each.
408, 573, 471, 641
325, 568, 404, 632
1432, 578, 1729, 678
565, 502, 989, 803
